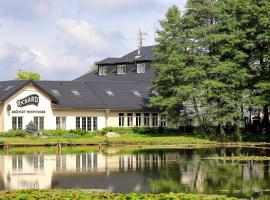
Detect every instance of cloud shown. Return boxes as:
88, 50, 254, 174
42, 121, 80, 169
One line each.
0, 0, 52, 20
57, 19, 108, 53
76, 0, 164, 13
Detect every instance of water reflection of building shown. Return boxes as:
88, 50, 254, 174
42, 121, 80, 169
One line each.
0, 152, 169, 190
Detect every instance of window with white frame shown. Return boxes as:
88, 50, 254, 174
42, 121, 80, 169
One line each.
152, 113, 159, 127
117, 65, 126, 74
34, 117, 44, 130
144, 113, 150, 126
56, 117, 66, 130
119, 113, 125, 127
161, 115, 167, 127
136, 113, 142, 127
12, 117, 23, 130
127, 113, 133, 127
136, 63, 146, 74
99, 66, 108, 75
76, 117, 96, 131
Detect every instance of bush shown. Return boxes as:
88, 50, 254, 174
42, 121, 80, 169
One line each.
0, 130, 28, 137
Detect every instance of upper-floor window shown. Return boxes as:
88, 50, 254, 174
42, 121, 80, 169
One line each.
137, 63, 146, 74
99, 66, 108, 75
117, 65, 126, 74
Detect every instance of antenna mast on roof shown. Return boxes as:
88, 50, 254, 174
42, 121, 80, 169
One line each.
137, 29, 147, 55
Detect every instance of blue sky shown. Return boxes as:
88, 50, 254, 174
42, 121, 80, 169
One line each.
0, 0, 186, 80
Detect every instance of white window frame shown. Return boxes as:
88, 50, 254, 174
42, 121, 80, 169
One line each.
76, 117, 97, 131
12, 117, 23, 130
34, 116, 44, 130
99, 66, 108, 75
119, 113, 125, 127
117, 65, 126, 74
56, 117, 66, 130
136, 63, 146, 74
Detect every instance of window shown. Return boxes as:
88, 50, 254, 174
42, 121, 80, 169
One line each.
127, 113, 133, 127
136, 63, 146, 74
144, 113, 150, 126
136, 113, 142, 127
4, 85, 14, 91
56, 117, 66, 130
12, 117, 23, 130
161, 115, 167, 127
152, 113, 159, 127
99, 66, 108, 75
76, 117, 80, 129
82, 117, 87, 131
132, 90, 141, 97
71, 89, 80, 96
87, 117, 92, 131
51, 89, 61, 96
119, 113, 125, 127
105, 89, 114, 96
117, 65, 126, 74
34, 117, 44, 130
76, 117, 97, 131
93, 117, 97, 131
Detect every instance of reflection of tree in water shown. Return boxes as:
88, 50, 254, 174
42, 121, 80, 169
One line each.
148, 150, 270, 199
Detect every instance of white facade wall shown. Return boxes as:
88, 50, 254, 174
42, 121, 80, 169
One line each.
2, 85, 106, 131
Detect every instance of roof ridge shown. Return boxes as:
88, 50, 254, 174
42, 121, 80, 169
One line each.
84, 82, 107, 109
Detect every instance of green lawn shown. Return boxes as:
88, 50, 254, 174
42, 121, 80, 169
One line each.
0, 190, 238, 200
0, 133, 215, 146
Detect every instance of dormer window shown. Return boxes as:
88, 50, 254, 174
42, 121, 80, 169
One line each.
117, 65, 126, 74
137, 63, 146, 74
99, 66, 108, 75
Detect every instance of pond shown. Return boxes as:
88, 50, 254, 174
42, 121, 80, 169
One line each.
0, 145, 269, 199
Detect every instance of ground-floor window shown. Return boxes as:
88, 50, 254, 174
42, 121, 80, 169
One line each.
161, 115, 167, 127
144, 113, 150, 126
34, 117, 44, 130
136, 113, 142, 127
76, 117, 97, 131
12, 117, 23, 130
152, 113, 159, 127
127, 113, 133, 127
119, 113, 125, 127
56, 117, 66, 130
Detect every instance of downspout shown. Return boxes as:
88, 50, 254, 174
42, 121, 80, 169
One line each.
105, 109, 110, 128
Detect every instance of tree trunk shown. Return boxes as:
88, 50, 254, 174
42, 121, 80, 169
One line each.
235, 118, 242, 142
219, 123, 225, 141
192, 97, 205, 135
263, 105, 270, 134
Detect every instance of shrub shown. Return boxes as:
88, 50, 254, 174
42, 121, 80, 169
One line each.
0, 130, 28, 137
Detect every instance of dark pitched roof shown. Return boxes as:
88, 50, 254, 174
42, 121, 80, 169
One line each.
0, 80, 58, 104
74, 67, 155, 83
85, 81, 153, 110
96, 46, 155, 65
36, 81, 106, 109
0, 80, 154, 110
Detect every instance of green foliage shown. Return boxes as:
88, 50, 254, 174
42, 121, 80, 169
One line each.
152, 0, 270, 136
14, 70, 41, 80
0, 190, 238, 200
0, 130, 28, 137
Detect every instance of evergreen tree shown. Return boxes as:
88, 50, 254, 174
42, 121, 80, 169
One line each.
151, 1, 216, 134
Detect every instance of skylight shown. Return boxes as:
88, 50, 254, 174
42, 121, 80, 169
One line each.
132, 90, 141, 97
4, 85, 14, 91
105, 89, 114, 96
51, 89, 61, 96
71, 89, 80, 96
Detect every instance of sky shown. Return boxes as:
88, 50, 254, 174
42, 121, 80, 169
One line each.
0, 0, 186, 81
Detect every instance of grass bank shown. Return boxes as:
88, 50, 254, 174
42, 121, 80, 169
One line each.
0, 190, 238, 200
0, 128, 215, 146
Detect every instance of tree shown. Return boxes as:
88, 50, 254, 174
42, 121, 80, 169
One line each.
150, 2, 217, 135
212, 0, 270, 134
15, 70, 41, 80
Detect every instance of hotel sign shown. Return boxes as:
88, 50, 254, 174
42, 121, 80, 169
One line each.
17, 94, 39, 107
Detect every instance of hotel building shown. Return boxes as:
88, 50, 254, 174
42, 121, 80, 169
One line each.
0, 46, 168, 132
